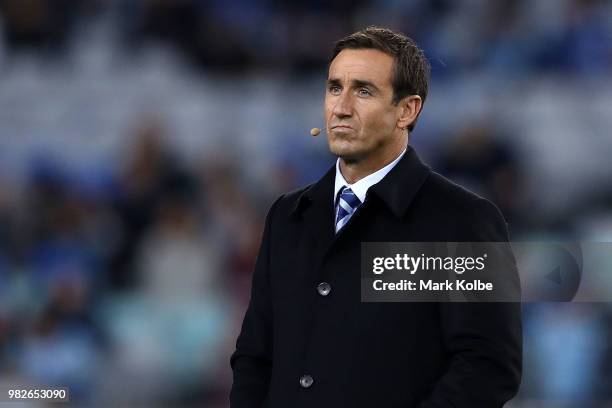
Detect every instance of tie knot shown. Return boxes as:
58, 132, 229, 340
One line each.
335, 186, 361, 233
338, 187, 361, 210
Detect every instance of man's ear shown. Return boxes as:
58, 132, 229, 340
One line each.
396, 95, 422, 130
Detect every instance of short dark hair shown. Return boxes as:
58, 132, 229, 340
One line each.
331, 26, 430, 132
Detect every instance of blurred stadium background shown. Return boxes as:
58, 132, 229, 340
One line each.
0, 0, 612, 407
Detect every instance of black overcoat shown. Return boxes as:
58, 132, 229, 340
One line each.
230, 146, 522, 407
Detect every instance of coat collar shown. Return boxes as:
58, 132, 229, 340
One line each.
368, 146, 431, 217
291, 146, 430, 219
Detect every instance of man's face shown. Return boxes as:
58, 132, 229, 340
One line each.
325, 48, 402, 162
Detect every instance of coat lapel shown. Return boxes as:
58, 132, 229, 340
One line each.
291, 164, 336, 257
289, 146, 431, 265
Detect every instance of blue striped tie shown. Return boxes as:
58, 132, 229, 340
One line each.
335, 186, 362, 233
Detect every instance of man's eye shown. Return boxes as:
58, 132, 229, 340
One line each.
329, 85, 341, 94
358, 88, 372, 97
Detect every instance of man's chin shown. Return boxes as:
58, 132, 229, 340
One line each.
329, 145, 363, 163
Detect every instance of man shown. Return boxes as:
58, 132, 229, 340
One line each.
230, 26, 522, 407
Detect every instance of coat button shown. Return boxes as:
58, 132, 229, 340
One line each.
317, 282, 331, 296
299, 374, 314, 388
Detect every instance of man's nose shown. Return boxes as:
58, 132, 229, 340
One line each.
332, 92, 353, 118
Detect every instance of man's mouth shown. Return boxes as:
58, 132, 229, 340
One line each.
331, 125, 353, 130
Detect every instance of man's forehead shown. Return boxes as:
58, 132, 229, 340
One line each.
328, 49, 394, 85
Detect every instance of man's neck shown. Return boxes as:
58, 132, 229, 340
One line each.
339, 140, 408, 184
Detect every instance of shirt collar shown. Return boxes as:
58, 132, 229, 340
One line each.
334, 148, 407, 204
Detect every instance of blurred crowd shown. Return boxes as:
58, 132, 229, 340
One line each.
0, 0, 611, 75
0, 119, 274, 405
1, 0, 612, 407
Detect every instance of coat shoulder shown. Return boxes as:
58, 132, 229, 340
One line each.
423, 171, 488, 207
282, 184, 312, 204
418, 171, 509, 239
266, 184, 312, 219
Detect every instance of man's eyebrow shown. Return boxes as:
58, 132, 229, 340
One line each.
326, 78, 381, 92
352, 79, 380, 92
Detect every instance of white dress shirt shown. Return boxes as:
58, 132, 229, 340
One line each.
333, 148, 407, 205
